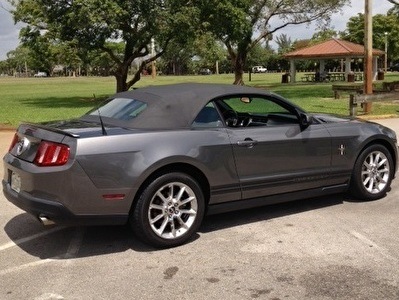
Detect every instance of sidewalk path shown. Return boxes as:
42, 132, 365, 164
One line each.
0, 130, 13, 159
369, 118, 399, 135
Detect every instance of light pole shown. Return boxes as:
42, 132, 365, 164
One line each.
384, 32, 388, 73
151, 38, 156, 79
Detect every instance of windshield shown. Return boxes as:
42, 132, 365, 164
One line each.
88, 97, 147, 121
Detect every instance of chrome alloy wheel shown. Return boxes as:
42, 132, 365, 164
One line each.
148, 182, 198, 239
361, 150, 390, 194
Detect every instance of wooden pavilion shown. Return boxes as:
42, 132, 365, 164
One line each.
284, 39, 385, 83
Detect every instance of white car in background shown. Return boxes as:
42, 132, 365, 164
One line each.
34, 72, 47, 77
252, 66, 267, 73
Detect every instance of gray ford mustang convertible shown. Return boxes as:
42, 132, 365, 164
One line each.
3, 83, 398, 248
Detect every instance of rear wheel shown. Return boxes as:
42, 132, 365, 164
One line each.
350, 144, 394, 200
130, 172, 205, 248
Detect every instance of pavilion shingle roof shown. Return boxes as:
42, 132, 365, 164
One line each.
284, 39, 384, 59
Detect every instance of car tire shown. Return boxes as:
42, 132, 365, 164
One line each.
350, 144, 394, 200
130, 172, 205, 248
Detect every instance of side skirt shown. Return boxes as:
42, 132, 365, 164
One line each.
206, 184, 348, 215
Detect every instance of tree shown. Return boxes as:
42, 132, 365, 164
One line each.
156, 32, 226, 75
157, 40, 194, 75
191, 33, 226, 73
341, 13, 399, 64
17, 26, 59, 75
198, 0, 349, 84
9, 0, 198, 92
51, 41, 83, 76
6, 46, 33, 76
0, 60, 11, 75
246, 43, 273, 70
275, 34, 293, 55
311, 29, 339, 44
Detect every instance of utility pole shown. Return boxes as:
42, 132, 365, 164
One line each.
364, 0, 373, 113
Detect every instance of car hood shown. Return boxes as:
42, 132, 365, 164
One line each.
312, 114, 397, 141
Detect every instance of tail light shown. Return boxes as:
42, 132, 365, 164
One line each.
34, 141, 70, 166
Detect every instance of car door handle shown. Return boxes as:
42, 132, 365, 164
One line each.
237, 138, 258, 148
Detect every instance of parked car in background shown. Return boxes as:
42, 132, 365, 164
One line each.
252, 66, 267, 73
390, 63, 399, 72
199, 68, 212, 75
3, 83, 398, 248
33, 72, 47, 77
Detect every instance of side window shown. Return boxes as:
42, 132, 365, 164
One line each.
192, 102, 223, 128
216, 96, 299, 127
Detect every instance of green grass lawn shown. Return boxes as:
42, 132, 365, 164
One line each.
1, 72, 399, 128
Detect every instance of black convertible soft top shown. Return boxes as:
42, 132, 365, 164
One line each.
83, 83, 296, 129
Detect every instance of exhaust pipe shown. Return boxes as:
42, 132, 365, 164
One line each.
38, 215, 55, 226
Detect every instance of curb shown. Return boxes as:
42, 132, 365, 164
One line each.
0, 126, 16, 132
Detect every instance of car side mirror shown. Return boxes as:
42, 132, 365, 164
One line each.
299, 113, 312, 130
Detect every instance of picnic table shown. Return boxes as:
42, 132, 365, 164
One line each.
332, 83, 365, 99
328, 72, 345, 81
301, 72, 363, 83
301, 72, 341, 82
301, 73, 316, 82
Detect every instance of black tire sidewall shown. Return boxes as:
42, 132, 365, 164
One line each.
131, 172, 205, 248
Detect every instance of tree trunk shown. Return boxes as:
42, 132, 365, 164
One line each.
227, 37, 250, 85
233, 68, 244, 85
114, 64, 129, 93
112, 42, 168, 92
233, 53, 246, 85
115, 75, 127, 93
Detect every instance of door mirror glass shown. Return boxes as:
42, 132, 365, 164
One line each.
299, 113, 312, 129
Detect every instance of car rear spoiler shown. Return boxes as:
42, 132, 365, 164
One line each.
23, 122, 81, 138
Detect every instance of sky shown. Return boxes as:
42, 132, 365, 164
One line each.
273, 0, 395, 46
0, 0, 396, 61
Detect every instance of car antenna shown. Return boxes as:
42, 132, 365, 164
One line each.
93, 93, 107, 136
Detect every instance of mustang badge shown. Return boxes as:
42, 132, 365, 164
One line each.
16, 137, 30, 156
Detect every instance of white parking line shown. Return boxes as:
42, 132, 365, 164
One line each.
64, 227, 85, 259
350, 230, 398, 261
34, 293, 65, 300
0, 258, 56, 276
0, 227, 64, 252
0, 227, 85, 276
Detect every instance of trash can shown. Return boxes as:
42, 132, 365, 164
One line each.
377, 70, 384, 80
281, 73, 289, 83
347, 72, 355, 82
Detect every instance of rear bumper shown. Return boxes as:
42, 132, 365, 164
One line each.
2, 180, 128, 226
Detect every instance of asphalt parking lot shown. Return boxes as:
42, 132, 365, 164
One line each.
1, 119, 399, 300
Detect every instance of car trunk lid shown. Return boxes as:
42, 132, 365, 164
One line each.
8, 120, 139, 164
9, 123, 75, 164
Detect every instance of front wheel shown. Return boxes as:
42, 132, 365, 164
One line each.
350, 144, 394, 200
130, 172, 205, 248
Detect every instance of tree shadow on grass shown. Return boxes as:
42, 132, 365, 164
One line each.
19, 94, 110, 109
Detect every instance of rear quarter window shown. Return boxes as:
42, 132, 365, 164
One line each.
88, 98, 147, 121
